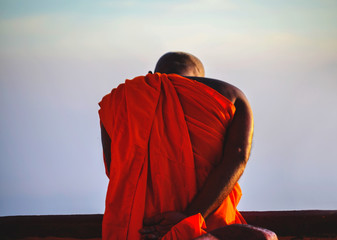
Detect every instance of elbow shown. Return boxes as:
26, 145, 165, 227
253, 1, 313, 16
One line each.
235, 146, 251, 165
236, 128, 254, 165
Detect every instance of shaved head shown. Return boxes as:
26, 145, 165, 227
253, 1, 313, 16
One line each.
154, 52, 205, 77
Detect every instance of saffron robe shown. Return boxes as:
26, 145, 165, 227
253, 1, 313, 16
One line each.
99, 73, 245, 240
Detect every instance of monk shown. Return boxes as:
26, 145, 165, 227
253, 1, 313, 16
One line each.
99, 52, 276, 240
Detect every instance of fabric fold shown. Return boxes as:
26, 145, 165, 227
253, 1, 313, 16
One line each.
162, 213, 207, 240
99, 73, 245, 240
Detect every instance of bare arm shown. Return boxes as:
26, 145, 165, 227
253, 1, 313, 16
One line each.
101, 123, 111, 177
140, 81, 253, 238
184, 92, 254, 218
140, 92, 254, 238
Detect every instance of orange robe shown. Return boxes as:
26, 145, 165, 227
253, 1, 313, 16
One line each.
99, 73, 245, 240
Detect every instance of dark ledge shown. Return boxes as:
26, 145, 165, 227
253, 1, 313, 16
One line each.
0, 210, 336, 239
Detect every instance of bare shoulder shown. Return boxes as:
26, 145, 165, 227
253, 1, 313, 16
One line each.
187, 76, 249, 107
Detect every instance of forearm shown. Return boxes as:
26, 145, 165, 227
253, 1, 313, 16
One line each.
184, 156, 247, 218
185, 97, 253, 219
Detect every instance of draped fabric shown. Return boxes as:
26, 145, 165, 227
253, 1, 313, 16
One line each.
98, 73, 245, 240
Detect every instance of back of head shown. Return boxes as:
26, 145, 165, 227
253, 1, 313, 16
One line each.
154, 52, 205, 77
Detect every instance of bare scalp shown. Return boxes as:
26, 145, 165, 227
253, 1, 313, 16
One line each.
154, 52, 205, 77
154, 51, 247, 106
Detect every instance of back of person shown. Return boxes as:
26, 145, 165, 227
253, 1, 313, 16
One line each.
154, 52, 249, 108
99, 52, 254, 239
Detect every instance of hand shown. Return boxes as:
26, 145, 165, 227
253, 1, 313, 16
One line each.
139, 211, 187, 239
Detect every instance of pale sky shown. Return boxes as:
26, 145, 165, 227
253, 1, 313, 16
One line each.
1, 0, 336, 216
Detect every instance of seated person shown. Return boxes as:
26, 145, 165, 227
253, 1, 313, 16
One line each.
99, 52, 276, 240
